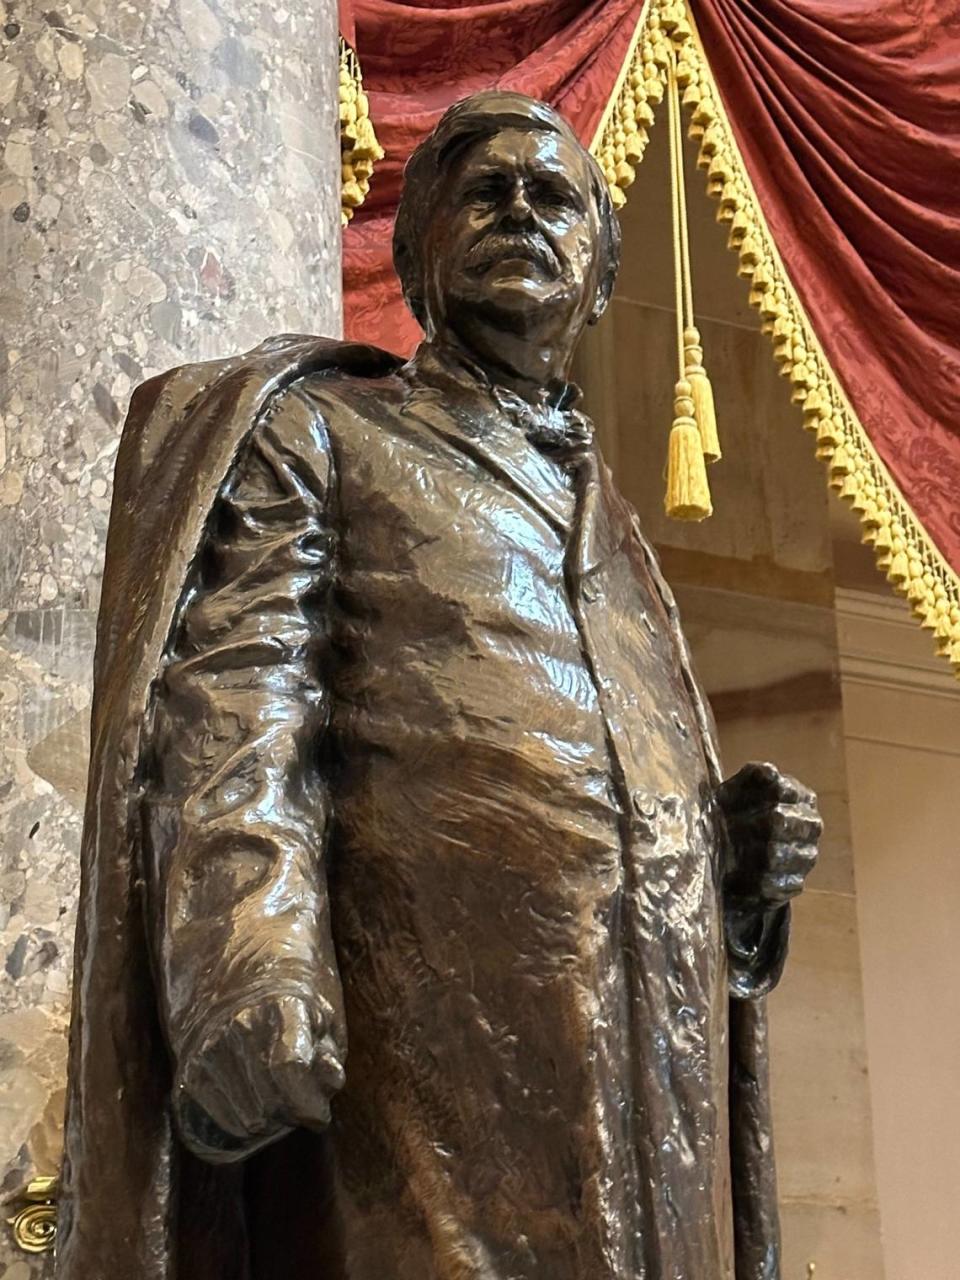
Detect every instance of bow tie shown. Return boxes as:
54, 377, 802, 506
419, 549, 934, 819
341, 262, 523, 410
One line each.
489, 384, 595, 455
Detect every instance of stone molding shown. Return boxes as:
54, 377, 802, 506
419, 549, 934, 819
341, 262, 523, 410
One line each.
836, 588, 960, 702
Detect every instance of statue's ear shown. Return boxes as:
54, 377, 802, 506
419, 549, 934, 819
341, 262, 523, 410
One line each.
588, 180, 622, 325
588, 266, 617, 326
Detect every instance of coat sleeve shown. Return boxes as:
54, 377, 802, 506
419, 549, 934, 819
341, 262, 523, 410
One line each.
138, 385, 345, 1147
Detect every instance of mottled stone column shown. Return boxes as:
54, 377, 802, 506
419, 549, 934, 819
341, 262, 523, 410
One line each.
0, 0, 341, 1270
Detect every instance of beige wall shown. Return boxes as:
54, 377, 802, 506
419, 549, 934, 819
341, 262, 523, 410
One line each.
682, 587, 883, 1277
839, 590, 960, 1280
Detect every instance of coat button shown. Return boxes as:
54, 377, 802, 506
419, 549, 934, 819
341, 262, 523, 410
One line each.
631, 789, 657, 820
581, 580, 599, 603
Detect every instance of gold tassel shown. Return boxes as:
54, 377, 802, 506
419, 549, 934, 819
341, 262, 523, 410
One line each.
342, 176, 365, 210
666, 379, 713, 520
665, 45, 719, 518
872, 521, 893, 555
683, 325, 721, 461
887, 549, 910, 586
353, 116, 382, 163
934, 612, 952, 651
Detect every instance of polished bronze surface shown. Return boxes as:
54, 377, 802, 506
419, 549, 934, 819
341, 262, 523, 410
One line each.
58, 92, 819, 1279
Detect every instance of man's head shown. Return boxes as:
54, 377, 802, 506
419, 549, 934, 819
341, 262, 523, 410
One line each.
394, 92, 621, 360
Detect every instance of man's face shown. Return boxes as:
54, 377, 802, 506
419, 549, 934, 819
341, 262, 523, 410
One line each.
425, 126, 604, 334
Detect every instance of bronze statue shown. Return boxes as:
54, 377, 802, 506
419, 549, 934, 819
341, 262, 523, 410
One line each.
58, 92, 819, 1279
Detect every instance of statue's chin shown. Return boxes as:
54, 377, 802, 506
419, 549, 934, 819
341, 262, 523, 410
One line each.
446, 274, 577, 332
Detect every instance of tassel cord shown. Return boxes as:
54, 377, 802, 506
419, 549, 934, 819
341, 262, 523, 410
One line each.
669, 60, 687, 385
671, 56, 696, 333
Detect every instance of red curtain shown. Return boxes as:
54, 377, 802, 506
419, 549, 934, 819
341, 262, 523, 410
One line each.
343, 0, 645, 355
690, 0, 960, 609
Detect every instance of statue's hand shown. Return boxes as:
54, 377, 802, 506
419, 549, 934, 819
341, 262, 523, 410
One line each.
174, 993, 345, 1161
716, 761, 821, 908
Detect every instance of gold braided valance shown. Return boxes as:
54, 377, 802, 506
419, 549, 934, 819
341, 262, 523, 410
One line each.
339, 35, 384, 225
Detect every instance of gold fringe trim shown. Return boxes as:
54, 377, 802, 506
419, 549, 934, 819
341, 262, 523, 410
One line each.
340, 35, 384, 226
591, 0, 960, 677
590, 0, 664, 208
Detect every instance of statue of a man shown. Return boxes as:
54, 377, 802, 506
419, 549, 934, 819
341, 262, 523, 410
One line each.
58, 92, 819, 1280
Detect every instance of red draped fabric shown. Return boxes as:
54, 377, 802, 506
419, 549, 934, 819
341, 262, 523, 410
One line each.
690, 0, 960, 603
343, 0, 646, 355
341, 0, 960, 588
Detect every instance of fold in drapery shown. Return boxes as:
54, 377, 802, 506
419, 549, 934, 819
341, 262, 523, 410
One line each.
343, 0, 960, 670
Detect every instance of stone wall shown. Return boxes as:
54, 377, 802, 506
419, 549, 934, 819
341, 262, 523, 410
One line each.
0, 1, 341, 1271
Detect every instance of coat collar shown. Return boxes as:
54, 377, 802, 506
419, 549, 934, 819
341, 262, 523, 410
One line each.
399, 341, 583, 535
406, 340, 587, 423
397, 341, 633, 574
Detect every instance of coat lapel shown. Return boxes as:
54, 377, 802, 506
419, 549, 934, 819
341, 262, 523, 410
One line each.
400, 384, 576, 537
401, 379, 637, 579
574, 451, 634, 578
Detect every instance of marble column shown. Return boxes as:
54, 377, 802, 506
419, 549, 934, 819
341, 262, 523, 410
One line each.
0, 1, 341, 1271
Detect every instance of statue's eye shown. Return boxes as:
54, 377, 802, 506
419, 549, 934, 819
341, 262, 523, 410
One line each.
531, 182, 574, 210
466, 181, 501, 205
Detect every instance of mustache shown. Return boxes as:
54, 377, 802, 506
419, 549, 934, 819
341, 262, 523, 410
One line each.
464, 232, 562, 277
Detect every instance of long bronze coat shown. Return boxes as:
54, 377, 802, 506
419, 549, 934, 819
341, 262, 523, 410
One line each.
58, 336, 787, 1279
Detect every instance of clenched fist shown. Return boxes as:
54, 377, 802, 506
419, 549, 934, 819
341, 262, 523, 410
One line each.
717, 761, 821, 909
174, 993, 345, 1164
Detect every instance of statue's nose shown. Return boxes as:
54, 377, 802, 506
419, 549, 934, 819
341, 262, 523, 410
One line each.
504, 181, 534, 223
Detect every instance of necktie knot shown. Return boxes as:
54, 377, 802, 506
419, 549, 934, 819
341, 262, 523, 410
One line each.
489, 384, 594, 457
